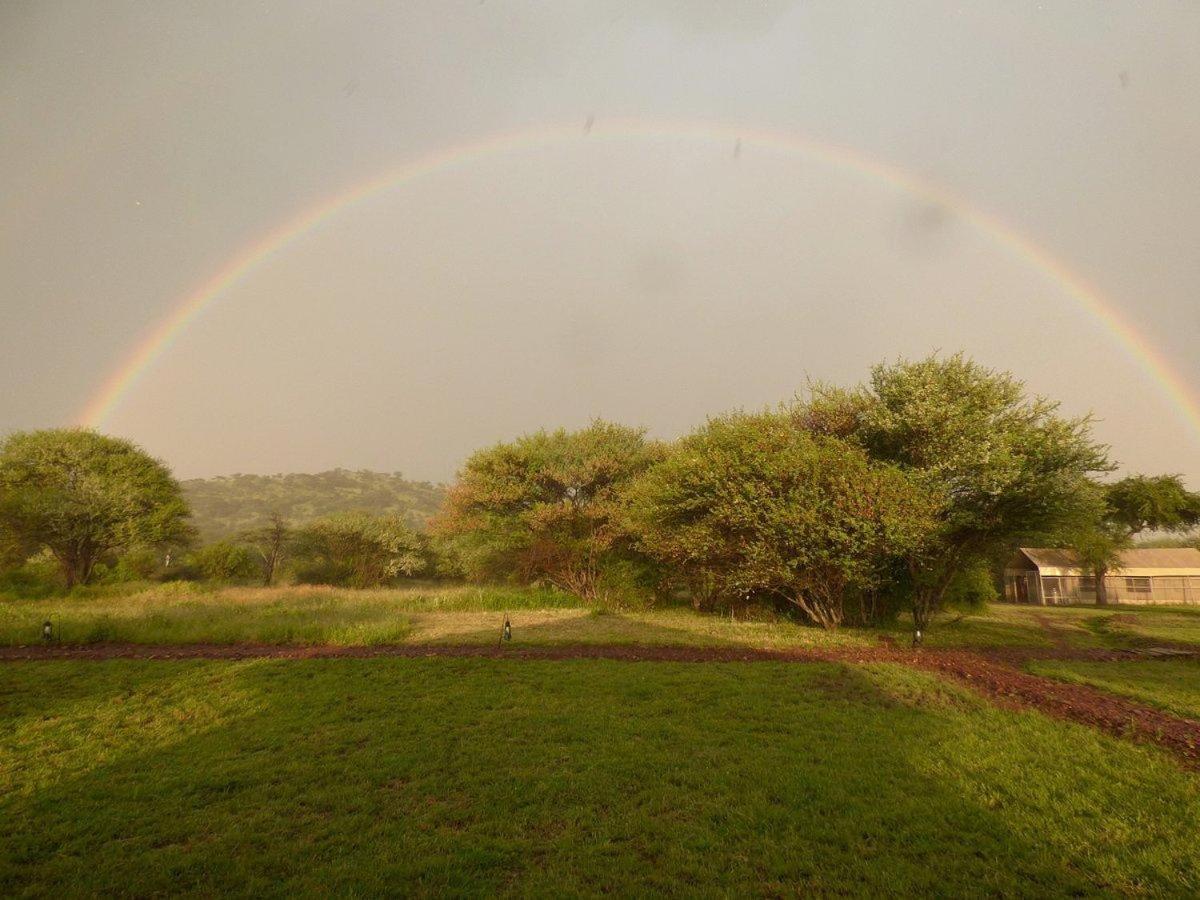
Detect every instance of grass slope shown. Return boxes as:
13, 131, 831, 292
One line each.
1031, 658, 1200, 721
2, 659, 1197, 895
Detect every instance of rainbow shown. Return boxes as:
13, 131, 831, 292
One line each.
78, 117, 1200, 443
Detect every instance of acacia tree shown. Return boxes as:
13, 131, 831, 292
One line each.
1076, 474, 1200, 604
292, 512, 426, 588
191, 541, 259, 582
240, 513, 291, 586
625, 411, 935, 629
802, 355, 1112, 635
433, 421, 663, 603
0, 429, 192, 587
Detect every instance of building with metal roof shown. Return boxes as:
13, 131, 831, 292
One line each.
1003, 547, 1200, 605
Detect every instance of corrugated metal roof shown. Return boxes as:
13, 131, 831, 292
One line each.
1019, 547, 1200, 572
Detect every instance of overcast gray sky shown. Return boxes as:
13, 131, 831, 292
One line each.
2, 1, 1198, 484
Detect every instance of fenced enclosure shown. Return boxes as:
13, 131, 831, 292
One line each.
1004, 573, 1200, 606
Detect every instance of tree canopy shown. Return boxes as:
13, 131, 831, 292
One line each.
434, 421, 663, 603
1069, 473, 1200, 603
801, 354, 1112, 631
1105, 475, 1200, 536
291, 512, 427, 588
182, 470, 444, 541
626, 411, 935, 628
0, 429, 192, 586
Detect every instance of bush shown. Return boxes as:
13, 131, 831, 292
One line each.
943, 563, 999, 612
0, 552, 64, 599
593, 557, 665, 611
190, 541, 259, 583
433, 421, 663, 603
292, 513, 428, 588
626, 411, 935, 629
90, 548, 167, 585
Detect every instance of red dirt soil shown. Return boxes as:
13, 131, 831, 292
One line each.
4, 641, 1199, 767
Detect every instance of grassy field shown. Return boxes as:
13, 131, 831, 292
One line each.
0, 583, 867, 650
1031, 658, 1200, 720
1096, 607, 1200, 646
7, 583, 1200, 652
2, 658, 1198, 895
0, 583, 568, 647
884, 602, 1200, 651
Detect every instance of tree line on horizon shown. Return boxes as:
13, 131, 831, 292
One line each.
181, 470, 445, 542
2, 353, 1198, 632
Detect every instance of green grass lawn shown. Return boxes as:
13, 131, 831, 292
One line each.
2, 659, 1198, 895
0, 583, 571, 647
0, 583, 869, 650
906, 603, 1200, 652
1030, 658, 1200, 721
1097, 607, 1200, 647
6, 582, 1200, 655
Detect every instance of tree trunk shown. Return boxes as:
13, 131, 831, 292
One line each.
61, 552, 94, 589
1094, 564, 1108, 606
791, 593, 842, 630
911, 590, 932, 644
261, 543, 281, 586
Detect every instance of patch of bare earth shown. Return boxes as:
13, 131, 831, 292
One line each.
1032, 611, 1072, 649
907, 650, 1200, 768
4, 641, 1200, 767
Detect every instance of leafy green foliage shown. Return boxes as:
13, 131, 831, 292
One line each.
1067, 474, 1200, 603
237, 514, 291, 586
0, 429, 192, 587
189, 541, 259, 583
435, 421, 664, 604
181, 470, 444, 542
803, 354, 1111, 631
626, 411, 935, 628
942, 560, 1000, 611
292, 513, 428, 588
1105, 474, 1200, 535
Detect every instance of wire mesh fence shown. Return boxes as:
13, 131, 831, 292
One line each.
1003, 573, 1200, 605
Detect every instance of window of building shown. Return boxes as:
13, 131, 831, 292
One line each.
1125, 577, 1153, 595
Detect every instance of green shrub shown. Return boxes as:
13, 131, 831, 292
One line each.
944, 563, 999, 612
593, 557, 664, 610
0, 552, 64, 599
190, 542, 259, 583
292, 513, 428, 588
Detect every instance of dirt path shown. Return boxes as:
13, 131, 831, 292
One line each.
4, 641, 1200, 768
906, 650, 1200, 767
1032, 612, 1072, 650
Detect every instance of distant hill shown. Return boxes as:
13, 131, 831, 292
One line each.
182, 470, 446, 542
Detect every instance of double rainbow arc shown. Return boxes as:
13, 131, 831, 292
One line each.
77, 117, 1200, 445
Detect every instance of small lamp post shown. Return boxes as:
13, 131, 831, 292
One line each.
498, 614, 512, 647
